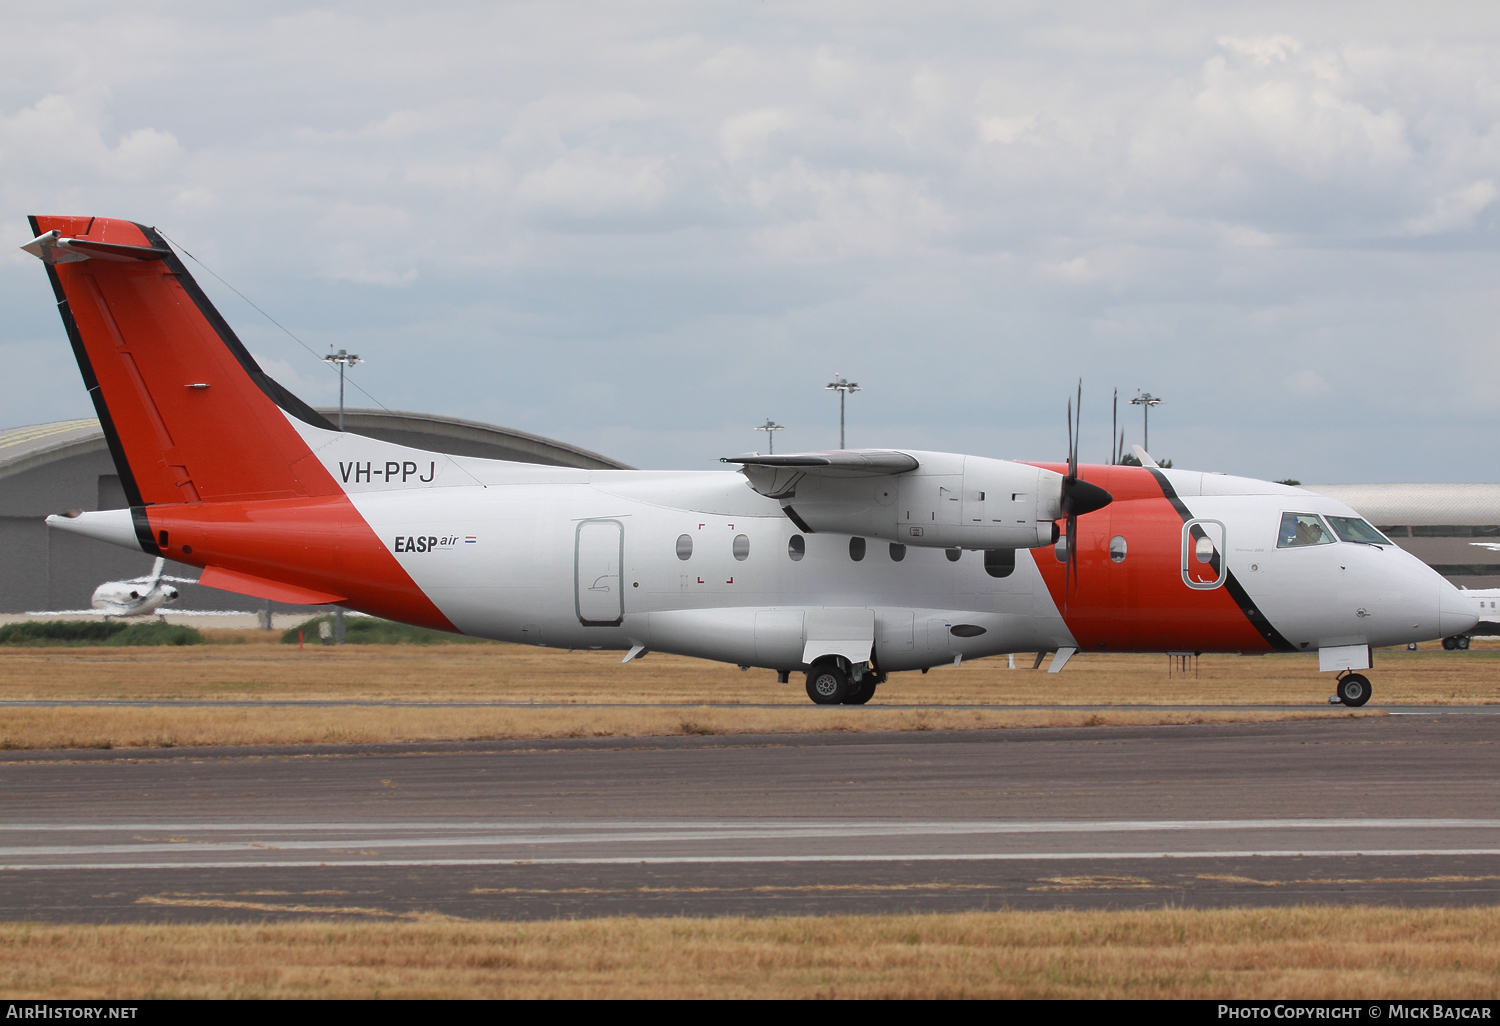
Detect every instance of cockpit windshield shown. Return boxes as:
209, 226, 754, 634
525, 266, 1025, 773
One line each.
1326, 515, 1390, 546
1278, 512, 1336, 548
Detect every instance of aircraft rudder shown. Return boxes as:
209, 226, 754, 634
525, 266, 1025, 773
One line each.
24, 215, 341, 506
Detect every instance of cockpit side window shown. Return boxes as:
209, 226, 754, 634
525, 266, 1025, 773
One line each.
1326, 516, 1391, 546
1278, 512, 1336, 548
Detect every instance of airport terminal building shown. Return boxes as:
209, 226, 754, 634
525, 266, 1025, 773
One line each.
0, 411, 629, 614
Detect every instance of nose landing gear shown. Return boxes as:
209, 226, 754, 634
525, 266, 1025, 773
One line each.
1332, 671, 1372, 707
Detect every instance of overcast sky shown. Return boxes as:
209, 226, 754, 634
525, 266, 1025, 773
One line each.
4, 2, 1499, 482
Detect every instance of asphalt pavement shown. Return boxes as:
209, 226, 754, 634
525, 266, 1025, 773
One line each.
1, 717, 1497, 921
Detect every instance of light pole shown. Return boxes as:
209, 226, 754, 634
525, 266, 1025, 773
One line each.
1129, 391, 1164, 453
824, 375, 860, 449
755, 419, 784, 455
321, 348, 361, 430
321, 348, 361, 644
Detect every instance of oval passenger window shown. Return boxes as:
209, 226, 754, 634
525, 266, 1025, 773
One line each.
1195, 534, 1215, 563
733, 534, 750, 561
1110, 536, 1127, 563
788, 535, 805, 561
676, 534, 693, 560
849, 536, 866, 561
889, 543, 906, 562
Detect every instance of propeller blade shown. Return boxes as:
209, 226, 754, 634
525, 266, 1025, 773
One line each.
1066, 395, 1074, 480
1067, 513, 1079, 600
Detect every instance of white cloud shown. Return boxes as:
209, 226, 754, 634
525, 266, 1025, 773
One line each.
1402, 180, 1498, 236
3, 3, 1500, 481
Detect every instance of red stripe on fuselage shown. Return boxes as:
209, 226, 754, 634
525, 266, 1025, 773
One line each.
141, 497, 456, 632
1024, 463, 1273, 653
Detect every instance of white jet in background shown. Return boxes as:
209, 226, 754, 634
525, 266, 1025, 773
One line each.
90, 558, 186, 619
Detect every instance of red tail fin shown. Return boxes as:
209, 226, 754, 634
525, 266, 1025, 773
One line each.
27, 216, 341, 515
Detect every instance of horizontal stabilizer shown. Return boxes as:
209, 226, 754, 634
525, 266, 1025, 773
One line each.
198, 565, 346, 606
21, 230, 169, 264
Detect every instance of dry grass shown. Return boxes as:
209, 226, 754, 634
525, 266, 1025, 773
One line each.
1, 905, 1497, 998
0, 703, 1375, 750
2, 637, 1497, 705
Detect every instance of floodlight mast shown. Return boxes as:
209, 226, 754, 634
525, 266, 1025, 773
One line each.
755, 419, 785, 455
824, 375, 860, 449
321, 348, 362, 431
320, 347, 361, 644
1129, 391, 1164, 453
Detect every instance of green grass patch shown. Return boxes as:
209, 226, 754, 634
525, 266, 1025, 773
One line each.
0, 621, 203, 647
280, 615, 487, 645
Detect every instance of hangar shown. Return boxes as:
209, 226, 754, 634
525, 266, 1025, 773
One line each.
1311, 483, 1500, 590
0, 411, 628, 614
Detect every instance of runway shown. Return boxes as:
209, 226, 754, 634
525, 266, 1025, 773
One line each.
2, 717, 1498, 921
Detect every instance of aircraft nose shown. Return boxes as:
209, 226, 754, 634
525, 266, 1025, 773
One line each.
1439, 580, 1479, 637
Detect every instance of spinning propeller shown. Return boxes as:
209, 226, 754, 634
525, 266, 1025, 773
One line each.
1060, 380, 1114, 601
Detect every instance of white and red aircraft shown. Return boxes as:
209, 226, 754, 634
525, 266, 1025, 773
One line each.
24, 216, 1477, 706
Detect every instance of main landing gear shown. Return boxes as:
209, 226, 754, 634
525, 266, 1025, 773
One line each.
1332, 671, 1371, 708
805, 658, 886, 705
1442, 635, 1471, 650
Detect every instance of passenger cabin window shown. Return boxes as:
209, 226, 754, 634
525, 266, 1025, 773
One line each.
788, 535, 805, 561
676, 534, 693, 560
849, 537, 866, 561
889, 543, 906, 562
733, 534, 750, 560
1326, 516, 1390, 546
1278, 513, 1335, 548
1109, 536, 1127, 563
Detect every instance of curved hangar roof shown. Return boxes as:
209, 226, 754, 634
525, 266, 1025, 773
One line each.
0, 409, 631, 482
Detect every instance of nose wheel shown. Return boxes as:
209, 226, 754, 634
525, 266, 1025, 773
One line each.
1334, 672, 1371, 708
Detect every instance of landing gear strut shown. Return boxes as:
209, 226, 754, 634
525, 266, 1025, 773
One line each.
1335, 672, 1371, 708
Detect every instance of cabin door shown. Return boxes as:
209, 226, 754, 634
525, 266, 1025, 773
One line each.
575, 519, 624, 626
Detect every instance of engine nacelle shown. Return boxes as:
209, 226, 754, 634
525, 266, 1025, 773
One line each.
741, 451, 1064, 550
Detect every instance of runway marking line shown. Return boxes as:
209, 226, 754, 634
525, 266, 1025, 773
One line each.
468, 882, 1009, 896
1198, 872, 1500, 887
10, 847, 1500, 870
136, 895, 461, 921
1030, 875, 1170, 891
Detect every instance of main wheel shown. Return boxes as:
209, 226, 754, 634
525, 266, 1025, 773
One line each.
1459, 636, 1471, 650
806, 663, 850, 705
1443, 636, 1458, 650
1337, 673, 1371, 707
844, 678, 877, 705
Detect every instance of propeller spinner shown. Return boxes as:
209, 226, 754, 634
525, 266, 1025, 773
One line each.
1060, 381, 1114, 601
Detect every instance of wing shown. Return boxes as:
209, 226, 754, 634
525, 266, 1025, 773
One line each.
722, 450, 920, 499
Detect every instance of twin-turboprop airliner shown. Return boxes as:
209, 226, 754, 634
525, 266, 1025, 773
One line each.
24, 216, 1478, 707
